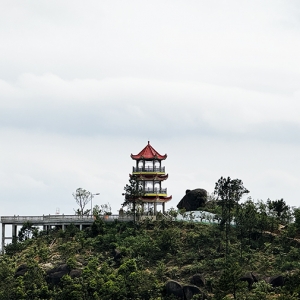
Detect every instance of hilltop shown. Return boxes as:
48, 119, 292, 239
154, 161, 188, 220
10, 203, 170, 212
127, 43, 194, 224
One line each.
1, 198, 300, 300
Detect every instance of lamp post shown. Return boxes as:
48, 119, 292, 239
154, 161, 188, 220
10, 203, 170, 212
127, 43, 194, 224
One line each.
91, 193, 100, 218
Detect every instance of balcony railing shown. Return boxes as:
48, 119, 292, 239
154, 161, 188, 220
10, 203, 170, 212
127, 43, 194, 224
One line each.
143, 188, 167, 194
133, 166, 165, 173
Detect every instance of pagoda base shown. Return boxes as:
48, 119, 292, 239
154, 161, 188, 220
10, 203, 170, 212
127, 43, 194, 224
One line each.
139, 195, 172, 203
137, 196, 172, 215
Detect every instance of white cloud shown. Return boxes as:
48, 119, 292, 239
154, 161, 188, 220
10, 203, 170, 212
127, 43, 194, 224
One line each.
0, 74, 299, 143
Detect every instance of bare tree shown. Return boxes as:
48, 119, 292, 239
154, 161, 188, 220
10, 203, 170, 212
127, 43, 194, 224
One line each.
73, 188, 92, 216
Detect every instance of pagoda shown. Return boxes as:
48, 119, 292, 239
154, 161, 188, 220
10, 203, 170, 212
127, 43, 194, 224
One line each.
129, 141, 172, 215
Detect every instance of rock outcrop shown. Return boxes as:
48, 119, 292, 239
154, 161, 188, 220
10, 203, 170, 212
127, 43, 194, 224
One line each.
69, 269, 82, 278
240, 272, 257, 289
46, 264, 70, 285
240, 272, 285, 289
165, 279, 206, 299
177, 189, 208, 211
190, 273, 206, 287
265, 275, 284, 287
183, 285, 204, 300
165, 280, 184, 299
15, 264, 28, 277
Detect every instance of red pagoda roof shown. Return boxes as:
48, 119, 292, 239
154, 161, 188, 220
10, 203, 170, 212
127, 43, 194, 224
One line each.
131, 141, 167, 160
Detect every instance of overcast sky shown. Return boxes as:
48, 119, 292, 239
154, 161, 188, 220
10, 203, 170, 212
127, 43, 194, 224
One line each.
1, 1, 300, 220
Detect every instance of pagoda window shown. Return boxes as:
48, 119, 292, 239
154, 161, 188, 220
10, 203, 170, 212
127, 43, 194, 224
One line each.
154, 182, 160, 192
145, 181, 153, 192
154, 160, 160, 171
145, 161, 153, 171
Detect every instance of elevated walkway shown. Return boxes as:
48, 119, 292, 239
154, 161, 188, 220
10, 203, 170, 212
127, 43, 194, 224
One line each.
1, 214, 132, 248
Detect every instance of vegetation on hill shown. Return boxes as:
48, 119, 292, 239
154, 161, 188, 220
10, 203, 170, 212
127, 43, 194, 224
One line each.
2, 178, 300, 299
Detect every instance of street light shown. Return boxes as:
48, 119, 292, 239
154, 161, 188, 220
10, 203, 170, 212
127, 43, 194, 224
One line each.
91, 193, 100, 218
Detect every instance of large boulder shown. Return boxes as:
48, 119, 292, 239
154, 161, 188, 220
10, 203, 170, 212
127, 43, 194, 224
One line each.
69, 269, 82, 278
113, 249, 122, 261
183, 285, 205, 300
190, 273, 206, 287
165, 280, 184, 299
15, 264, 28, 277
265, 275, 284, 287
177, 189, 208, 211
46, 264, 70, 285
251, 272, 262, 282
240, 273, 257, 289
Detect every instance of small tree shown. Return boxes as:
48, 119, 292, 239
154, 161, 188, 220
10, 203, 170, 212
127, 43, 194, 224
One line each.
122, 175, 144, 226
215, 259, 245, 300
101, 203, 112, 215
267, 198, 291, 225
235, 198, 258, 258
293, 208, 300, 235
73, 188, 92, 216
214, 176, 249, 259
18, 221, 39, 242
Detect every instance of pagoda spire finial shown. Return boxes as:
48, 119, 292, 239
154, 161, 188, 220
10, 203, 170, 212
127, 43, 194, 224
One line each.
148, 141, 150, 145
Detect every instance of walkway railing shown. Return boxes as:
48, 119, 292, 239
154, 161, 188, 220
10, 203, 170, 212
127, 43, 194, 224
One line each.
1, 214, 132, 224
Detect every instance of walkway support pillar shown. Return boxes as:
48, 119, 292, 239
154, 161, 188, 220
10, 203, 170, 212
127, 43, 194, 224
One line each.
2, 224, 5, 253
12, 224, 17, 239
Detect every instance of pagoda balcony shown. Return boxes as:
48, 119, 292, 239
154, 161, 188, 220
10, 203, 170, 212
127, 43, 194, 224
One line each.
133, 166, 165, 173
144, 188, 167, 194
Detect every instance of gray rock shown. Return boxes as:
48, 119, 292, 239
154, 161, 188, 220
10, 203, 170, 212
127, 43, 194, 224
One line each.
15, 264, 28, 277
183, 285, 205, 300
190, 273, 206, 287
40, 263, 54, 271
165, 280, 184, 299
240, 272, 256, 289
46, 264, 69, 274
113, 249, 122, 261
69, 269, 82, 278
47, 271, 68, 285
251, 272, 261, 282
177, 189, 208, 211
265, 275, 284, 287
46, 264, 70, 285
